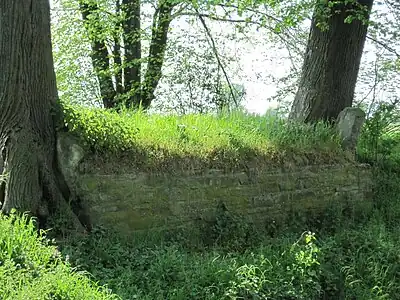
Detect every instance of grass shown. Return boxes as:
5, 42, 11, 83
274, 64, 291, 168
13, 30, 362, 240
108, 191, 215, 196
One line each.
62, 103, 346, 172
55, 215, 400, 300
2, 201, 400, 300
0, 211, 119, 299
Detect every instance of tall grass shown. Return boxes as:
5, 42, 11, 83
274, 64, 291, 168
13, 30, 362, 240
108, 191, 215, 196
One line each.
62, 103, 343, 168
56, 218, 400, 300
0, 211, 119, 300
2, 210, 399, 300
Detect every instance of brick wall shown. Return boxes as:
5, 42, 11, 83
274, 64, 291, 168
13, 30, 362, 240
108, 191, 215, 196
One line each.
76, 163, 373, 234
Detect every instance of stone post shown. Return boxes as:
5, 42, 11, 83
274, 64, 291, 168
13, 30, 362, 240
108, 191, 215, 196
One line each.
336, 107, 366, 154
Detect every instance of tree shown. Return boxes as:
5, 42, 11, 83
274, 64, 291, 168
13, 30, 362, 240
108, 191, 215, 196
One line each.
53, 0, 248, 113
0, 0, 88, 231
78, 0, 176, 110
289, 0, 374, 123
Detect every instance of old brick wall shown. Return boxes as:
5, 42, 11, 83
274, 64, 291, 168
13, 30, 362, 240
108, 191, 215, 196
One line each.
76, 163, 373, 234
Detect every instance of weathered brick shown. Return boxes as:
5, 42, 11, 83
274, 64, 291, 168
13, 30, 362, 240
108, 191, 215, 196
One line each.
77, 164, 373, 234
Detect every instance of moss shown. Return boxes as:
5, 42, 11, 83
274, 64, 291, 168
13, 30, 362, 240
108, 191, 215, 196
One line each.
77, 164, 372, 235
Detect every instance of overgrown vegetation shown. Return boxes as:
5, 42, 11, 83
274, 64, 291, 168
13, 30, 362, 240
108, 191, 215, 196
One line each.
63, 102, 345, 171
57, 102, 400, 300
56, 219, 400, 299
1, 102, 400, 299
0, 211, 118, 299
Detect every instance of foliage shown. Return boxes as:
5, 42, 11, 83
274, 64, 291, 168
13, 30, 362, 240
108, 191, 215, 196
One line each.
154, 30, 246, 114
51, 0, 400, 115
59, 227, 322, 300
225, 232, 321, 299
52, 0, 251, 113
0, 211, 119, 299
357, 101, 400, 168
318, 221, 400, 299
357, 101, 400, 226
201, 202, 260, 251
51, 0, 101, 106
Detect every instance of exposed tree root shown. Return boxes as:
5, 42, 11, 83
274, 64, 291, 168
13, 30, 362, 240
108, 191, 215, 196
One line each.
0, 129, 91, 235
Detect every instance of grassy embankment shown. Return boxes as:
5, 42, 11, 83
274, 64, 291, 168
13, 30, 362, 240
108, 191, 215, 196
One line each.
62, 103, 346, 172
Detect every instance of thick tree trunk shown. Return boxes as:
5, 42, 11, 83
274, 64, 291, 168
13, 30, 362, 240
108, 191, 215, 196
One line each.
289, 0, 374, 123
0, 0, 90, 232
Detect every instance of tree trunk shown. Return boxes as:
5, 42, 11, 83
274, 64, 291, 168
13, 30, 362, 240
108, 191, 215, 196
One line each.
122, 0, 142, 108
114, 0, 124, 95
79, 0, 117, 108
78, 0, 173, 110
289, 0, 374, 123
0, 0, 90, 232
141, 1, 174, 110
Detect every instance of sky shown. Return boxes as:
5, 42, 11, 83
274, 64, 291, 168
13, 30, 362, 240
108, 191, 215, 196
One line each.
49, 0, 399, 115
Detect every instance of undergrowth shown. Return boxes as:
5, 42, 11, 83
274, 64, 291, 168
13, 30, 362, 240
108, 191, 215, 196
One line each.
57, 216, 400, 299
2, 103, 399, 299
0, 211, 118, 299
2, 209, 398, 299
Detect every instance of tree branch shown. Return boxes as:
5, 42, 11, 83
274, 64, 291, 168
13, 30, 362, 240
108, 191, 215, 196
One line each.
196, 10, 238, 109
366, 35, 400, 58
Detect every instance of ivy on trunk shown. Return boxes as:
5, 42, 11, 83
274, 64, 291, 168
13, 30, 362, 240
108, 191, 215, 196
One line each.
79, 0, 175, 110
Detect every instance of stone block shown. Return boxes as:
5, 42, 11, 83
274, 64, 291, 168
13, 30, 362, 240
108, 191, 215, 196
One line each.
336, 107, 366, 152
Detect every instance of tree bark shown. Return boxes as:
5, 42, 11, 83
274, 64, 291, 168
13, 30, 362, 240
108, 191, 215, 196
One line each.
141, 0, 174, 110
122, 0, 142, 108
0, 0, 90, 232
289, 0, 374, 123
